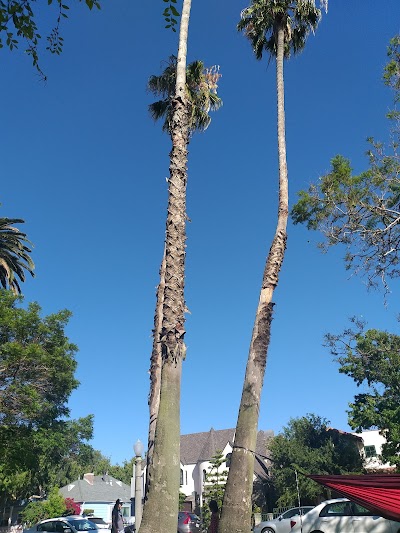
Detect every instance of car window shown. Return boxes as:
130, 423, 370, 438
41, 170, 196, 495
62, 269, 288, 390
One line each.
66, 520, 97, 531
352, 503, 376, 517
88, 520, 107, 526
319, 502, 353, 517
38, 523, 55, 532
282, 509, 301, 519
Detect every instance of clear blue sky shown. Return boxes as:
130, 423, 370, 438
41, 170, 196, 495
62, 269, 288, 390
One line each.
2, 1, 400, 465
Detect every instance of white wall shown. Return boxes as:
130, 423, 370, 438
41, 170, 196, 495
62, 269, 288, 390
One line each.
354, 429, 393, 470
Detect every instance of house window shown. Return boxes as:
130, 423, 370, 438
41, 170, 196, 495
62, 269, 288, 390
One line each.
180, 469, 184, 486
225, 453, 232, 467
364, 445, 377, 458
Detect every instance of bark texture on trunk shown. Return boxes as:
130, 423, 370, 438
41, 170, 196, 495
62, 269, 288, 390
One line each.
145, 251, 166, 499
139, 357, 182, 533
139, 2, 191, 533
219, 26, 288, 533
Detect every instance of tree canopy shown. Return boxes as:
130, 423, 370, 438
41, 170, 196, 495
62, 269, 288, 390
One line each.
0, 291, 78, 427
291, 35, 400, 293
0, 290, 94, 502
325, 318, 400, 469
0, 0, 100, 78
269, 414, 363, 506
237, 0, 324, 61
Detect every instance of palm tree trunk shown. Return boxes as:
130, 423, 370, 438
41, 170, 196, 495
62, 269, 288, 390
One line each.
145, 250, 166, 499
219, 25, 288, 533
139, 2, 192, 533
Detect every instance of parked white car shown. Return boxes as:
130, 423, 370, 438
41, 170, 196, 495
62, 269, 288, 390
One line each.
24, 516, 98, 533
290, 498, 400, 533
254, 507, 314, 533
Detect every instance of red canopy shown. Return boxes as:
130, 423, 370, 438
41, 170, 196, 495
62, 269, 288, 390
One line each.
308, 474, 400, 522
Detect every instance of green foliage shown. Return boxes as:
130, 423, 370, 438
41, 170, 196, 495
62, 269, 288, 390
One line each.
0, 291, 94, 502
148, 56, 222, 136
0, 0, 101, 79
269, 414, 363, 506
237, 0, 325, 61
179, 491, 186, 511
22, 487, 67, 526
0, 290, 79, 427
383, 35, 400, 104
0, 215, 34, 294
22, 502, 48, 526
82, 509, 94, 516
291, 35, 400, 293
162, 0, 179, 32
202, 451, 227, 528
325, 318, 400, 468
107, 457, 136, 485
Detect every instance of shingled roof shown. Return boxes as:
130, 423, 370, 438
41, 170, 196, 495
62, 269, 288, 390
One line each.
181, 428, 235, 465
59, 474, 131, 503
180, 427, 274, 478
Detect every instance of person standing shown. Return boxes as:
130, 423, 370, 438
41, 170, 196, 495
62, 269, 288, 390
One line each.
208, 500, 219, 533
112, 499, 124, 533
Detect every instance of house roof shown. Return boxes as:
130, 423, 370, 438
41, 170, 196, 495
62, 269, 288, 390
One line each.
59, 475, 131, 503
180, 427, 274, 478
181, 428, 235, 465
253, 430, 274, 479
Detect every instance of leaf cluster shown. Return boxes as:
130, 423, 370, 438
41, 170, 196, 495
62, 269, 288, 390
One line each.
0, 291, 95, 502
0, 0, 100, 79
22, 487, 67, 525
0, 216, 34, 294
237, 0, 323, 61
291, 35, 400, 293
269, 414, 363, 507
148, 55, 222, 136
0, 291, 79, 426
325, 319, 400, 468
162, 0, 179, 32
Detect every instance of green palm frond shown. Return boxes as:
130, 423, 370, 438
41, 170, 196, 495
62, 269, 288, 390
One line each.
238, 0, 322, 60
148, 56, 222, 135
0, 217, 35, 294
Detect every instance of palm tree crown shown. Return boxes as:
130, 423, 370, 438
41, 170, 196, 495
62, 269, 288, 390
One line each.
148, 56, 222, 135
0, 217, 34, 294
237, 0, 323, 60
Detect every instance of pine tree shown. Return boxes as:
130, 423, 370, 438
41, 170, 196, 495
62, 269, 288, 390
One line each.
202, 451, 228, 528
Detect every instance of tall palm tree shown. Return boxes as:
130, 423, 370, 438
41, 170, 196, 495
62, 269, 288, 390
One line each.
219, 2, 324, 533
143, 52, 222, 519
0, 217, 34, 294
139, 2, 220, 532
138, 4, 191, 529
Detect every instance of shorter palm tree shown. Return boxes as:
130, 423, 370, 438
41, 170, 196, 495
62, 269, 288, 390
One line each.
144, 56, 222, 498
0, 217, 34, 294
148, 55, 222, 135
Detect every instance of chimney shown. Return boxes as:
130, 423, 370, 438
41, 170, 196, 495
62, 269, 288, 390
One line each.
84, 473, 94, 485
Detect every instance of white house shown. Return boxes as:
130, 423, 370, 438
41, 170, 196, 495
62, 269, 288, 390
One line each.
353, 429, 395, 471
178, 427, 273, 512
59, 474, 133, 524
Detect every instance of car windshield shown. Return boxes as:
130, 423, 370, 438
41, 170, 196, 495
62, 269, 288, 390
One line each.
281, 508, 313, 520
66, 519, 97, 531
87, 520, 107, 526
